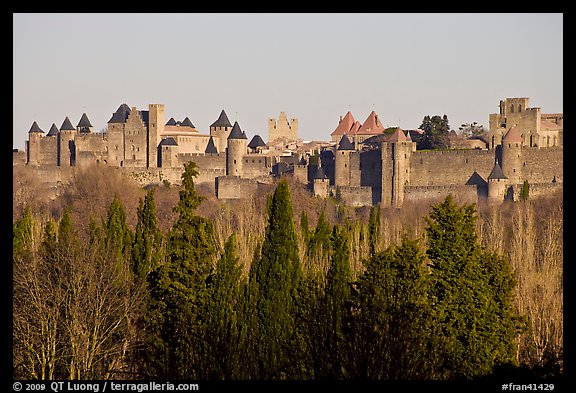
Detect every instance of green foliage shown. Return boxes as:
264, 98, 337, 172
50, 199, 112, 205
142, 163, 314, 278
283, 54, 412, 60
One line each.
246, 179, 302, 379
368, 204, 381, 256
319, 225, 352, 378
521, 180, 530, 201
344, 238, 434, 379
206, 234, 244, 379
425, 195, 522, 379
307, 209, 331, 257
418, 114, 451, 150
132, 188, 163, 279
299, 210, 310, 245
13, 207, 35, 256
103, 195, 133, 270
144, 161, 217, 379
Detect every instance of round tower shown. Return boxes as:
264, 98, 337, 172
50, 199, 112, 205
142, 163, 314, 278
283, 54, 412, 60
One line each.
226, 121, 247, 177
58, 116, 76, 166
210, 110, 233, 154
335, 134, 354, 187
501, 125, 523, 185
487, 159, 508, 202
27, 121, 44, 165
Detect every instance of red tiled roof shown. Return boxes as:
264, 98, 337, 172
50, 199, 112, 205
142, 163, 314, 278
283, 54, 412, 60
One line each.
388, 127, 408, 142
503, 126, 523, 143
357, 111, 385, 135
348, 120, 361, 135
540, 119, 561, 131
331, 111, 356, 136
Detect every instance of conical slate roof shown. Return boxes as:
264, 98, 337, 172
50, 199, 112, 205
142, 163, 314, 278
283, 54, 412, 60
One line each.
210, 110, 232, 128
337, 134, 355, 150
60, 117, 75, 131
166, 117, 177, 126
47, 123, 59, 136
28, 121, 44, 133
77, 113, 93, 128
205, 136, 218, 154
159, 137, 178, 146
248, 134, 266, 149
314, 166, 328, 180
488, 160, 507, 180
108, 104, 131, 123
298, 156, 307, 165
181, 117, 195, 128
228, 121, 247, 139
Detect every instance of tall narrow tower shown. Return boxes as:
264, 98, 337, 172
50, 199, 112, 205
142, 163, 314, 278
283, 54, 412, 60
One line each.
501, 125, 523, 185
148, 104, 165, 168
210, 110, 233, 154
58, 117, 76, 166
334, 134, 354, 187
26, 121, 44, 165
226, 121, 247, 177
381, 128, 413, 207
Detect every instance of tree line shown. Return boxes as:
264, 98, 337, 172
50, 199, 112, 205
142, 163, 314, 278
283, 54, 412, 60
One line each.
13, 162, 560, 380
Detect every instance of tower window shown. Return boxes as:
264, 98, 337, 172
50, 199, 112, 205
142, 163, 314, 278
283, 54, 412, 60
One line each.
510, 104, 515, 113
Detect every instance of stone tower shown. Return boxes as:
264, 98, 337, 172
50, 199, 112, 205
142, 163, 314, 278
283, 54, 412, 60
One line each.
26, 121, 44, 165
268, 112, 298, 144
501, 125, 523, 185
76, 113, 93, 133
226, 121, 247, 177
487, 159, 508, 202
334, 134, 354, 187
210, 110, 233, 154
59, 117, 76, 166
313, 165, 330, 198
148, 104, 165, 168
381, 128, 413, 207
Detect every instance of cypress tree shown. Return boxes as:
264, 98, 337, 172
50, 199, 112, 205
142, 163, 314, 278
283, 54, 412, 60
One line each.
247, 179, 301, 379
144, 161, 217, 379
425, 195, 521, 379
368, 204, 381, 256
103, 195, 133, 270
132, 188, 163, 279
206, 233, 244, 379
319, 224, 352, 379
344, 238, 433, 379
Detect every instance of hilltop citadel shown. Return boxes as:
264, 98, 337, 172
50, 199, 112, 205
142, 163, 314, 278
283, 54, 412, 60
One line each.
14, 97, 563, 207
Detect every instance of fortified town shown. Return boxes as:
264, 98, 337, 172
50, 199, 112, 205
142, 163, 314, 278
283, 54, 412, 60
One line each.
14, 97, 563, 207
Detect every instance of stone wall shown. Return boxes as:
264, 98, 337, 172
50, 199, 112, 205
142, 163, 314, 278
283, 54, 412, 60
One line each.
404, 184, 478, 204
39, 137, 58, 166
216, 176, 259, 199
242, 155, 273, 178
520, 146, 563, 184
335, 185, 373, 207
410, 149, 494, 187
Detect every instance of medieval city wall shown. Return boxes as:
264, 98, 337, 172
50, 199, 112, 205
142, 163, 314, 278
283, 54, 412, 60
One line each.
74, 133, 108, 167
410, 149, 495, 186
216, 176, 259, 199
335, 186, 373, 207
39, 137, 58, 166
242, 155, 273, 178
520, 146, 563, 184
404, 184, 478, 204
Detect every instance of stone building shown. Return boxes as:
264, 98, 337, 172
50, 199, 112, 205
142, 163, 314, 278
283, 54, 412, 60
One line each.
268, 112, 299, 145
21, 97, 562, 207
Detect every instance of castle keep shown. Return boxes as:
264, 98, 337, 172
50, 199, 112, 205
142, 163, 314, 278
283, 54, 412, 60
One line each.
21, 97, 562, 206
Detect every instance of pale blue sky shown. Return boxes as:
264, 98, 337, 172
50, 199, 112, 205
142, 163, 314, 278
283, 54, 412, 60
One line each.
13, 13, 563, 150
